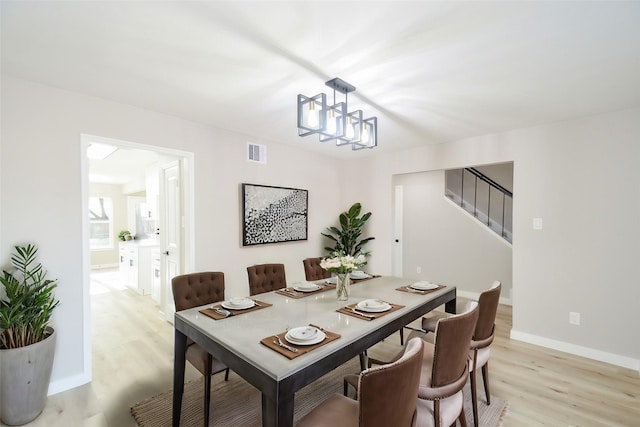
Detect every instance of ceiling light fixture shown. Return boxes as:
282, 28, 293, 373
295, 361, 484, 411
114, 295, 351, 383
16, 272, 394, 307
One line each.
297, 77, 377, 150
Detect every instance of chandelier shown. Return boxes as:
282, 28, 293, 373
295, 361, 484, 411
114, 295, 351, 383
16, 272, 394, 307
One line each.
297, 77, 377, 150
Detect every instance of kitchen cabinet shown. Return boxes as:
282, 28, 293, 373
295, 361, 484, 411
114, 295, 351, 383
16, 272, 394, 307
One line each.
151, 248, 161, 304
118, 241, 158, 295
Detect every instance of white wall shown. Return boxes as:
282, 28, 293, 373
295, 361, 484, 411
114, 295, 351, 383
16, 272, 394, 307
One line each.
394, 170, 512, 298
346, 107, 640, 370
0, 76, 345, 393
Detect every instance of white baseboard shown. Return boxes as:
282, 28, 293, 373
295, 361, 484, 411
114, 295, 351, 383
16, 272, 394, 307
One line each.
48, 371, 91, 396
510, 329, 640, 372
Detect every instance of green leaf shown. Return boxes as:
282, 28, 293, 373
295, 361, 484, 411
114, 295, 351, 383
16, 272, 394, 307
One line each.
0, 244, 59, 349
321, 203, 374, 257
348, 203, 361, 218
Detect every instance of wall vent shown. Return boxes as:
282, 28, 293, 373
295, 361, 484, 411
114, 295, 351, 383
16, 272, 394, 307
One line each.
247, 142, 266, 164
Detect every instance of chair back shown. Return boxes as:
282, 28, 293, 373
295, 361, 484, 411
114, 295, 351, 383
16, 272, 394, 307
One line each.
431, 302, 478, 388
358, 337, 424, 427
172, 272, 225, 311
303, 257, 331, 281
474, 281, 501, 343
247, 263, 287, 295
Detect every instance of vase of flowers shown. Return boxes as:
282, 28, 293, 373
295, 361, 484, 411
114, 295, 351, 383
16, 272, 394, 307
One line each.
320, 253, 367, 301
335, 273, 351, 301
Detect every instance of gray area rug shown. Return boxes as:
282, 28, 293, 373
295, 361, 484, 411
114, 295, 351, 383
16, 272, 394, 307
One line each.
131, 359, 508, 426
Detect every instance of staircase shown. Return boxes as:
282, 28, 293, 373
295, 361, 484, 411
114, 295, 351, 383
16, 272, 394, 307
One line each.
445, 167, 513, 243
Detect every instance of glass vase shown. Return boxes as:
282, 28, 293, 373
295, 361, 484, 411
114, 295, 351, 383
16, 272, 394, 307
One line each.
336, 273, 350, 301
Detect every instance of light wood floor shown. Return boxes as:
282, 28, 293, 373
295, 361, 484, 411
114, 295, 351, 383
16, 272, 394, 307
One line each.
4, 271, 638, 426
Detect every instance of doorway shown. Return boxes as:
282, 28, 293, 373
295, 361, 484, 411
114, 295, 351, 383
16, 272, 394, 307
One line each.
81, 133, 194, 381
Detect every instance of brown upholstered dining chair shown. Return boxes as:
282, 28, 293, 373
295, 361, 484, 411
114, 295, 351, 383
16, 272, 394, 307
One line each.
421, 281, 502, 427
344, 302, 479, 427
302, 257, 331, 281
246, 263, 287, 295
297, 337, 425, 427
172, 272, 230, 427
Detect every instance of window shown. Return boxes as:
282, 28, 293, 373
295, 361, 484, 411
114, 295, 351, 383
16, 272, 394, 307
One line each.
89, 197, 114, 250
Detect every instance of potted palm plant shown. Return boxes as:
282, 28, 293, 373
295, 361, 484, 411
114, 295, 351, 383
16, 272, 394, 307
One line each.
0, 243, 59, 425
321, 202, 375, 256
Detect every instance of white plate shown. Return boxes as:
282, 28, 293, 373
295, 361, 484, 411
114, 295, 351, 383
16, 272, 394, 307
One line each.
287, 326, 319, 341
221, 299, 255, 310
411, 281, 439, 291
325, 277, 336, 284
356, 299, 392, 313
285, 328, 326, 345
293, 282, 321, 292
350, 272, 369, 279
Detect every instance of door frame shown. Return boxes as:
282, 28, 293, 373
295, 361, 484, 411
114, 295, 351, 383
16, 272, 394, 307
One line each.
392, 184, 404, 277
159, 159, 193, 322
80, 133, 194, 382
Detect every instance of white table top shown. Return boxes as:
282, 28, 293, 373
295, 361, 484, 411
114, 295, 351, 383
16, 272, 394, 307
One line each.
175, 276, 452, 381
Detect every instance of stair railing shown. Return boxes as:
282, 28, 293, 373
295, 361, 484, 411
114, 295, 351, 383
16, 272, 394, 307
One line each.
446, 167, 513, 242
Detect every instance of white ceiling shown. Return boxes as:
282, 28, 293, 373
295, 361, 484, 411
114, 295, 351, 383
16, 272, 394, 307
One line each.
2, 1, 640, 160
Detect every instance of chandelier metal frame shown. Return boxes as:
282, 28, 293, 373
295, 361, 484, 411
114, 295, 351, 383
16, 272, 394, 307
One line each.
297, 77, 377, 150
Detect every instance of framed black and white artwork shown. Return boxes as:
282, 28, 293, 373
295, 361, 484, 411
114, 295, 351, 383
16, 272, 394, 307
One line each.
242, 183, 308, 246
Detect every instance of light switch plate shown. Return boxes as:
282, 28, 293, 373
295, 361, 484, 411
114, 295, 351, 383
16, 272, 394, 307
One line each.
533, 218, 543, 230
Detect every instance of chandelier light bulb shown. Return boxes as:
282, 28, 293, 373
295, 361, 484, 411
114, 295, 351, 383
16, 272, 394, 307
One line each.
361, 125, 370, 143
326, 110, 336, 134
307, 101, 319, 127
346, 118, 355, 139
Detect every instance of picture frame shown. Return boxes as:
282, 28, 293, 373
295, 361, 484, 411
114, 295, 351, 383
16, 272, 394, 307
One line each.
242, 183, 308, 246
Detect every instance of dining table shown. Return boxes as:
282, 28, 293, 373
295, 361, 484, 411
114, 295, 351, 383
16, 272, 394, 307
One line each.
172, 275, 456, 427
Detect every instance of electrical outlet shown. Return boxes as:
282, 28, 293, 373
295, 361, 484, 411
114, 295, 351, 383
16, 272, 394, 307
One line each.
569, 312, 581, 325
416, 266, 422, 274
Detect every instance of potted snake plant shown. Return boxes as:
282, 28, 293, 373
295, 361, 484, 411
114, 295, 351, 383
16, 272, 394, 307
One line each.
0, 243, 59, 425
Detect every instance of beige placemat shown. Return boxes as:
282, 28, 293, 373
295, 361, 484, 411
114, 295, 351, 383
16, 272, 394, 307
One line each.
199, 300, 272, 320
395, 284, 445, 295
336, 302, 405, 321
275, 284, 336, 299
260, 325, 341, 359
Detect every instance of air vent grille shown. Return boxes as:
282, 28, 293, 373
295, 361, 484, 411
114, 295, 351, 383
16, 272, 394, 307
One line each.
247, 142, 266, 164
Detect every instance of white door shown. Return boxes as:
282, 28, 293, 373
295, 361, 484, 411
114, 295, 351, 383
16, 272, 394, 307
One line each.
392, 185, 403, 277
160, 160, 182, 322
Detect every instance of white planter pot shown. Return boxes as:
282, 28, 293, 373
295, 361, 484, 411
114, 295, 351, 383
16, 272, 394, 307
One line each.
0, 327, 56, 426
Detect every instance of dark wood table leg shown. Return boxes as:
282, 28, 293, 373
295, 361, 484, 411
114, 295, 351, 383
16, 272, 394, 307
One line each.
445, 290, 457, 314
262, 393, 294, 427
359, 351, 368, 371
172, 329, 187, 427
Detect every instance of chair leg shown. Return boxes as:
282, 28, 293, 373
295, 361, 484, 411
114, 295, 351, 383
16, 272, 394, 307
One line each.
204, 354, 212, 427
482, 363, 491, 405
458, 405, 467, 427
343, 379, 349, 397
224, 367, 230, 381
434, 399, 441, 427
399, 327, 404, 345
470, 369, 478, 427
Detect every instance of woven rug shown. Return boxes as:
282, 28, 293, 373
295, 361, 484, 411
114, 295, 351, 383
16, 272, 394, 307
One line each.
131, 358, 508, 426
